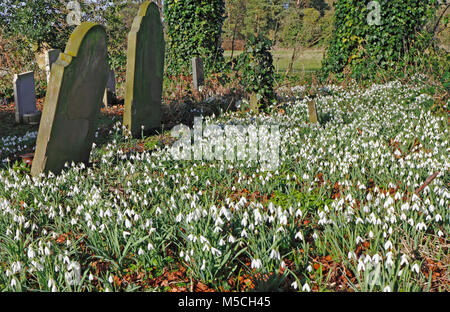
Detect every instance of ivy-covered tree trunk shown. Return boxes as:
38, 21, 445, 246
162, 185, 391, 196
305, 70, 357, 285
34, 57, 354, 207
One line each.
164, 0, 226, 76
322, 0, 440, 79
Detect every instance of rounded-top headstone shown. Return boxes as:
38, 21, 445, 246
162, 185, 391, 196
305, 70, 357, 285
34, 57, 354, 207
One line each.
124, 1, 165, 137
31, 22, 109, 176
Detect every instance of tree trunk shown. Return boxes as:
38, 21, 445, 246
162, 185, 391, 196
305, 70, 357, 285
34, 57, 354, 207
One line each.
231, 22, 238, 61
286, 45, 298, 76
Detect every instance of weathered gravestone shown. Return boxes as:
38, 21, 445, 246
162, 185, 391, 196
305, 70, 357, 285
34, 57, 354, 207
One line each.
13, 71, 41, 125
45, 49, 61, 83
103, 68, 116, 107
31, 23, 108, 176
307, 100, 318, 124
124, 1, 165, 137
192, 57, 204, 91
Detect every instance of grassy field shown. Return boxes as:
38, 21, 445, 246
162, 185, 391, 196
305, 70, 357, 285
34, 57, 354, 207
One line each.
224, 48, 324, 73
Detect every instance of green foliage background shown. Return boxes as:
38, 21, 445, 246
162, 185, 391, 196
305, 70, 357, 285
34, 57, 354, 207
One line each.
322, 0, 446, 79
164, 0, 226, 76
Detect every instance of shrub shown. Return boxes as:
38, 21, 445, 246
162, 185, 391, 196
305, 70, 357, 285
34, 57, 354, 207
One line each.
322, 0, 444, 80
164, 0, 226, 76
236, 34, 276, 111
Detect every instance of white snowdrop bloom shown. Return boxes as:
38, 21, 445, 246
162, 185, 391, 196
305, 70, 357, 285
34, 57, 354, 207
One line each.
270, 249, 280, 260
27, 247, 35, 259
401, 203, 410, 211
372, 254, 382, 264
408, 218, 414, 226
312, 232, 318, 240
200, 259, 206, 271
251, 258, 262, 269
295, 231, 304, 241
384, 197, 394, 208
363, 254, 372, 264
415, 222, 427, 231
89, 273, 94, 281
125, 219, 132, 229
307, 265, 313, 272
348, 252, 356, 260
400, 254, 409, 266
369, 231, 374, 239
384, 241, 393, 250
279, 214, 288, 226
356, 236, 364, 244
211, 247, 222, 256
176, 213, 183, 223
435, 214, 442, 222
138, 248, 144, 256
122, 231, 130, 239
155, 207, 162, 215
291, 281, 298, 289
241, 229, 248, 238
108, 275, 114, 284
295, 209, 303, 218
411, 193, 420, 202
383, 285, 391, 292
411, 263, 420, 274
10, 278, 17, 288
437, 230, 443, 237
357, 260, 365, 272
302, 283, 311, 292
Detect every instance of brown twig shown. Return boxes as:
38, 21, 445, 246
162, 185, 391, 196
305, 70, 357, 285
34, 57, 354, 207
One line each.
414, 171, 440, 195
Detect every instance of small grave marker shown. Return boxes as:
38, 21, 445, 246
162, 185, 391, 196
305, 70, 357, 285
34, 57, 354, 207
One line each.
45, 49, 61, 83
192, 57, 204, 91
13, 71, 41, 124
307, 100, 319, 124
103, 68, 116, 107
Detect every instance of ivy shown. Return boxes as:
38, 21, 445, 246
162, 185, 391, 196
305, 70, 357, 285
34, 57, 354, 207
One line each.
164, 0, 226, 77
322, 0, 443, 80
236, 34, 275, 110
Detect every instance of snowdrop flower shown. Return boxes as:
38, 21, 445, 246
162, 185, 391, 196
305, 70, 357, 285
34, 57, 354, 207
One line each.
295, 231, 304, 241
411, 263, 420, 274
383, 285, 391, 292
357, 260, 365, 272
302, 283, 311, 292
400, 254, 409, 266
384, 240, 393, 250
437, 230, 443, 237
356, 236, 364, 244
291, 281, 298, 289
307, 265, 313, 272
270, 249, 280, 260
27, 248, 35, 259
122, 231, 130, 239
251, 258, 262, 270
211, 247, 221, 256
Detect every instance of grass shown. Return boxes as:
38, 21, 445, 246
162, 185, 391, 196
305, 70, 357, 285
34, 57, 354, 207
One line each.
224, 48, 324, 73
0, 75, 448, 292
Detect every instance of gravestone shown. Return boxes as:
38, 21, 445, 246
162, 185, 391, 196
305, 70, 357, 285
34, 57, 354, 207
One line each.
103, 68, 116, 107
13, 71, 41, 125
124, 1, 165, 137
307, 100, 318, 124
192, 57, 204, 91
45, 49, 61, 83
31, 22, 108, 176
